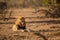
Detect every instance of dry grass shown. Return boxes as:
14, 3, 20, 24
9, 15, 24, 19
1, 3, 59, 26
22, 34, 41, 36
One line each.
0, 8, 60, 40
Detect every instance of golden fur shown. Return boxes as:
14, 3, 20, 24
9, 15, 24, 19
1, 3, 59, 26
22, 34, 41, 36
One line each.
12, 16, 26, 31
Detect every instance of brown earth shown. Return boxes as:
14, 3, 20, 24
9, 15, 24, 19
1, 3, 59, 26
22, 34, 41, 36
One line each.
0, 8, 60, 40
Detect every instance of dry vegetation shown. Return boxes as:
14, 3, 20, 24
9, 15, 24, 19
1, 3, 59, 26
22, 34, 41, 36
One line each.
0, 8, 60, 40
0, 0, 60, 40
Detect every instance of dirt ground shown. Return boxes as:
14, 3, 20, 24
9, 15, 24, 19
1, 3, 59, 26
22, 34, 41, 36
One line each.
0, 8, 60, 40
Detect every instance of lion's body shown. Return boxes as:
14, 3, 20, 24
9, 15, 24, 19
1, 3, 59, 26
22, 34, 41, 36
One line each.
12, 25, 18, 31
12, 16, 26, 31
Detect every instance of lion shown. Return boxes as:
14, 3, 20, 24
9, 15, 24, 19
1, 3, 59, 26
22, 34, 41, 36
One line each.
12, 16, 26, 31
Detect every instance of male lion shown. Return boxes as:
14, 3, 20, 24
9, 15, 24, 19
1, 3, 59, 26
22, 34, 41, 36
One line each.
12, 16, 26, 31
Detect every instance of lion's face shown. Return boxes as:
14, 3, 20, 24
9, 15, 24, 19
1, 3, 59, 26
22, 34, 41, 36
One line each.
15, 16, 25, 26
